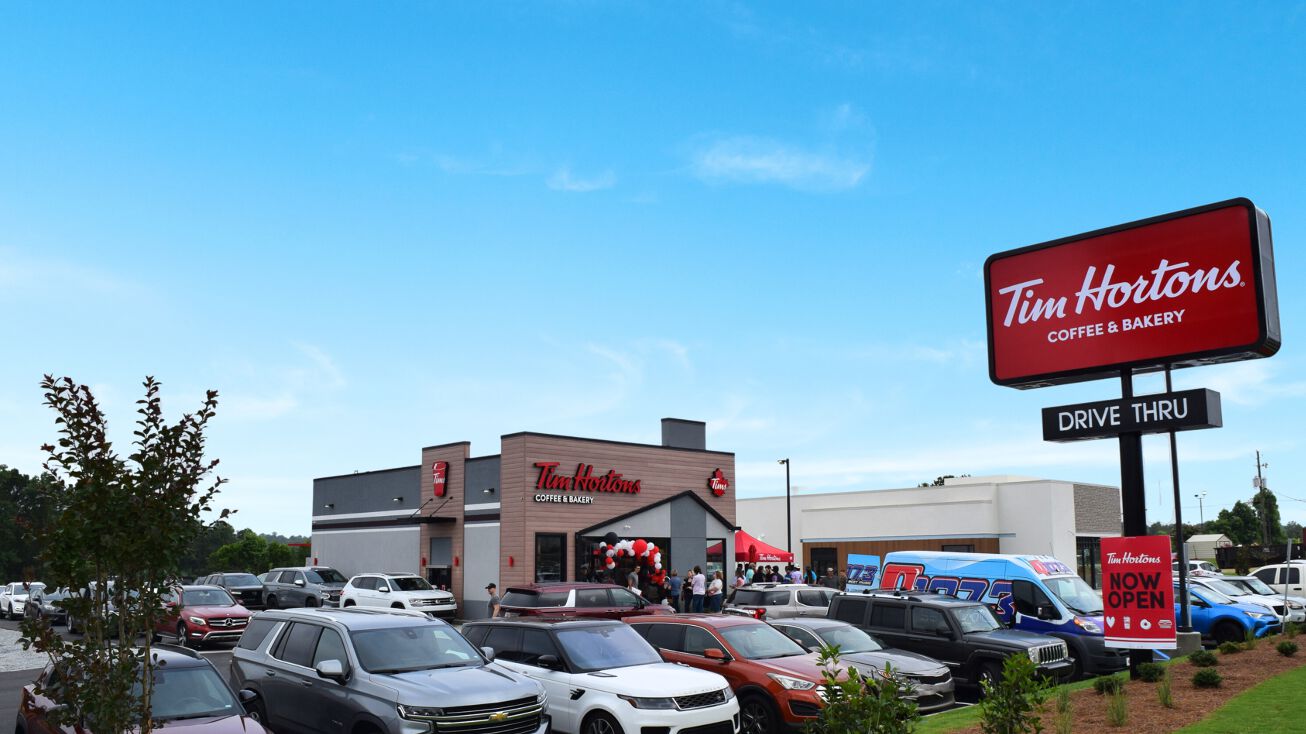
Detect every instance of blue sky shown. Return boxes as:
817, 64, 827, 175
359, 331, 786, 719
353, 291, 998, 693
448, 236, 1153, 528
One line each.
2, 2, 1305, 535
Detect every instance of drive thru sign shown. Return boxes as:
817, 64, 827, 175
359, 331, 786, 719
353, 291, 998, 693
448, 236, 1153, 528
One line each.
1101, 535, 1176, 649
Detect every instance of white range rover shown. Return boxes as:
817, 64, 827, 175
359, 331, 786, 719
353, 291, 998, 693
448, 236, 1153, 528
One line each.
340, 572, 458, 619
463, 618, 740, 734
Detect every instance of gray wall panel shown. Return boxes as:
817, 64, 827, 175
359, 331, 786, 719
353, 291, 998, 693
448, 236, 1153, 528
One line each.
462, 523, 501, 620
464, 456, 502, 504
314, 467, 421, 517
311, 527, 420, 579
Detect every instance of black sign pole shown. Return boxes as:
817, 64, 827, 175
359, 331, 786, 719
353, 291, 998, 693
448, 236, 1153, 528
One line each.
1167, 365, 1192, 632
1119, 369, 1153, 677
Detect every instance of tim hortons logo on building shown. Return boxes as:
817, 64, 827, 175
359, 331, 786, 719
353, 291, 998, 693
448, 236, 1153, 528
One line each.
534, 462, 642, 494
708, 469, 729, 497
431, 461, 449, 497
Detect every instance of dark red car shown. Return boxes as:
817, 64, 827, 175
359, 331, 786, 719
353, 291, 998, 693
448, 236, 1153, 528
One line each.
157, 585, 252, 648
498, 582, 673, 619
17, 645, 267, 734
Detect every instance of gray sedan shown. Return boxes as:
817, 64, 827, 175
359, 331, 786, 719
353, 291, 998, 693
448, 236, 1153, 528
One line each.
771, 617, 956, 714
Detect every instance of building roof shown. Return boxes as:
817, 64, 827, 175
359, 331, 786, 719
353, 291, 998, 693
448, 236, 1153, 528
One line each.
1186, 534, 1232, 543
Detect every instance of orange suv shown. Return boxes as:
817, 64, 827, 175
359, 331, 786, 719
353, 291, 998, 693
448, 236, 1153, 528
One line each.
626, 614, 840, 734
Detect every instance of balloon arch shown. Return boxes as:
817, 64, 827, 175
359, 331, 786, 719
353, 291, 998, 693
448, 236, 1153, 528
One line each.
594, 530, 664, 573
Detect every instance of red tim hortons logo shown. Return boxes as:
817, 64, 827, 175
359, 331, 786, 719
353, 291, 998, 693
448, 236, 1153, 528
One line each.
985, 199, 1280, 388
432, 461, 449, 498
708, 468, 729, 497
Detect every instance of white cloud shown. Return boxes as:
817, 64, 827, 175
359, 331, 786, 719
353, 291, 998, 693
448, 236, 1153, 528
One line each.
547, 167, 616, 192
218, 343, 347, 423
690, 135, 869, 191
1179, 360, 1306, 407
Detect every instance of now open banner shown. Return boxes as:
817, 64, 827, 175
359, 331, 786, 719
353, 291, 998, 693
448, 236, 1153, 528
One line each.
1102, 535, 1176, 649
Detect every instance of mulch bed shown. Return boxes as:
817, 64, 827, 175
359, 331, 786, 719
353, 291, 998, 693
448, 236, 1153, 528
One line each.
955, 639, 1306, 733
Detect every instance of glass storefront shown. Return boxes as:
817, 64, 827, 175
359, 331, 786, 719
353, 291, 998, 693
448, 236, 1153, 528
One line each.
577, 535, 671, 588
706, 537, 725, 580
1076, 536, 1103, 589
535, 533, 566, 582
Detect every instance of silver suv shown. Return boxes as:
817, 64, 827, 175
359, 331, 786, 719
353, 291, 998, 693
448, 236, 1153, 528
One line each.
263, 566, 349, 609
231, 607, 548, 734
723, 583, 838, 620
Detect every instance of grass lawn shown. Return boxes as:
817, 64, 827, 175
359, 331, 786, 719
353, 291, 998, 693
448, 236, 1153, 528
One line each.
1177, 662, 1306, 733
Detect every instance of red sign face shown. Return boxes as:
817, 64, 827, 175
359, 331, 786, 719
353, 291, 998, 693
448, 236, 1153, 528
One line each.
1101, 536, 1176, 649
431, 461, 448, 498
985, 199, 1279, 388
708, 468, 729, 497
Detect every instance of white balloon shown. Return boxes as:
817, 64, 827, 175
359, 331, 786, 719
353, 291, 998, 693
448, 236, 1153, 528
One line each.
654, 563, 662, 571
654, 553, 662, 564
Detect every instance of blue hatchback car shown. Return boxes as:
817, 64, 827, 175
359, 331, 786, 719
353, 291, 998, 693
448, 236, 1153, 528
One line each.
1176, 583, 1279, 645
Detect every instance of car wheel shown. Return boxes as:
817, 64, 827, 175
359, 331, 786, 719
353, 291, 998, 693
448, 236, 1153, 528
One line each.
582, 712, 624, 734
1065, 649, 1082, 681
177, 623, 194, 649
265, 595, 277, 610
1214, 621, 1244, 645
305, 596, 318, 608
978, 661, 1003, 692
738, 695, 776, 734
391, 603, 405, 610
343, 600, 355, 607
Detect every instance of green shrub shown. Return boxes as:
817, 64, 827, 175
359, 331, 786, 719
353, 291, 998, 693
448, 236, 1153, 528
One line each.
979, 654, 1049, 734
1157, 670, 1174, 709
1053, 687, 1072, 734
1055, 685, 1071, 714
1217, 641, 1242, 655
1136, 662, 1165, 682
1243, 626, 1258, 650
1285, 622, 1300, 639
1189, 649, 1219, 667
1192, 669, 1223, 689
804, 646, 919, 734
1093, 674, 1125, 695
1105, 688, 1127, 726
1277, 641, 1298, 657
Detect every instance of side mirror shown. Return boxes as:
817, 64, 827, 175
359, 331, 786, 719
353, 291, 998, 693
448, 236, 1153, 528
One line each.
537, 654, 561, 670
315, 659, 347, 684
936, 626, 952, 638
704, 648, 728, 661
238, 689, 258, 705
1036, 605, 1057, 621
378, 588, 390, 594
294, 579, 306, 588
481, 646, 496, 662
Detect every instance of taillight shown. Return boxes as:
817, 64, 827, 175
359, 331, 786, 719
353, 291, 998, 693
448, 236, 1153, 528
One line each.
752, 608, 766, 619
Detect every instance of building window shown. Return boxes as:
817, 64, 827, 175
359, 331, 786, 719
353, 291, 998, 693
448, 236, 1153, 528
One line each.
535, 533, 566, 583
706, 538, 725, 579
577, 535, 670, 585
941, 544, 975, 552
1076, 537, 1103, 589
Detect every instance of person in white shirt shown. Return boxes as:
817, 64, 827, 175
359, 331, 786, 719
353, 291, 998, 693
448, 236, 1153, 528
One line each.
691, 567, 706, 613
707, 571, 725, 612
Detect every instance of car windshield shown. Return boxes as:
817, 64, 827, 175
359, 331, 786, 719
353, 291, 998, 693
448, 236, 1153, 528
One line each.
306, 569, 347, 584
1238, 577, 1278, 596
721, 623, 808, 660
224, 574, 261, 586
555, 624, 662, 671
183, 589, 236, 607
1044, 575, 1104, 615
817, 625, 883, 653
133, 666, 242, 721
954, 605, 1003, 633
351, 625, 482, 673
1187, 586, 1235, 605
1204, 579, 1250, 597
502, 590, 570, 607
390, 576, 433, 591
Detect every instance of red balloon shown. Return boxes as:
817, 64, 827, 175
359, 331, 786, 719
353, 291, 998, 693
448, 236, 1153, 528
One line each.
632, 539, 648, 557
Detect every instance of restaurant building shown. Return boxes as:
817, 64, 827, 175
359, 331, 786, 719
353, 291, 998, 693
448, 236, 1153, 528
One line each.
311, 419, 737, 618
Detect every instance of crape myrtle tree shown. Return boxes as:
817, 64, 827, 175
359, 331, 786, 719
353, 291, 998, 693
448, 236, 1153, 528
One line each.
19, 376, 229, 734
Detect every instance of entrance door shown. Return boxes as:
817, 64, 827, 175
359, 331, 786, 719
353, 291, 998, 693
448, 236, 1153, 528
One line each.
425, 566, 451, 591
810, 547, 837, 580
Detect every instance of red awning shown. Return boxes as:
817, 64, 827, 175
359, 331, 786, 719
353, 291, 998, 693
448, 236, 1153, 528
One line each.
735, 529, 794, 564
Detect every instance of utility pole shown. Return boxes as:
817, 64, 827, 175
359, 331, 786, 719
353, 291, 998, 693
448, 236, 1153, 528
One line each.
1255, 451, 1270, 545
778, 459, 792, 553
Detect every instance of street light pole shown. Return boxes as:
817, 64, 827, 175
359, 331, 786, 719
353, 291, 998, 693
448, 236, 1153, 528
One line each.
1194, 492, 1206, 526
778, 459, 792, 553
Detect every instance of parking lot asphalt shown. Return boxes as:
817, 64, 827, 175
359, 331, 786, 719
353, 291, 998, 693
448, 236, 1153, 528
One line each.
0, 617, 236, 728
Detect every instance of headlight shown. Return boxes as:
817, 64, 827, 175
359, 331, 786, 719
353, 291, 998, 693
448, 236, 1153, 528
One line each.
1073, 617, 1101, 634
721, 686, 735, 701
1027, 648, 1039, 662
398, 705, 443, 720
618, 695, 678, 709
188, 616, 207, 626
768, 673, 817, 691
1246, 612, 1269, 619
1290, 602, 1304, 610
